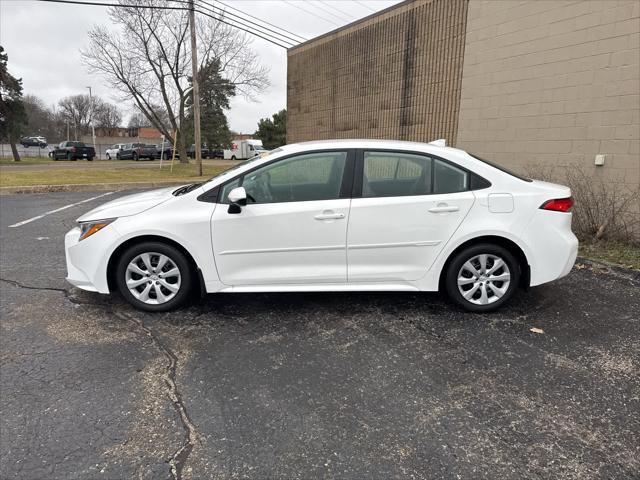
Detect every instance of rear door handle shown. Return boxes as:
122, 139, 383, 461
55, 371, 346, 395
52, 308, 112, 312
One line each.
314, 212, 345, 220
428, 205, 459, 213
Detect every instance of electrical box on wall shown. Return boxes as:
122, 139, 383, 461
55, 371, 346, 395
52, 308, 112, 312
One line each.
595, 154, 605, 166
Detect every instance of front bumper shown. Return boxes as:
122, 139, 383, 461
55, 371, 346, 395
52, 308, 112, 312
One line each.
64, 225, 118, 294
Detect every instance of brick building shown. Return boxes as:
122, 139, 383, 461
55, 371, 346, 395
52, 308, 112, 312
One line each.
287, 0, 639, 194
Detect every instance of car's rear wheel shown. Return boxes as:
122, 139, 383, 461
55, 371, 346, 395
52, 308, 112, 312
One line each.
116, 242, 193, 312
445, 243, 519, 312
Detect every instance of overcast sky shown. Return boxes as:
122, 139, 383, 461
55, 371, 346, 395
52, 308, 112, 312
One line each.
0, 0, 400, 134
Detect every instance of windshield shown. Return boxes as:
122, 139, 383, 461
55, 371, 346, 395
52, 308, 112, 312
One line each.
468, 153, 532, 182
209, 148, 282, 181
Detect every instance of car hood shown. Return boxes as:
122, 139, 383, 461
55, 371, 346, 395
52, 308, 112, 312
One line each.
77, 186, 180, 222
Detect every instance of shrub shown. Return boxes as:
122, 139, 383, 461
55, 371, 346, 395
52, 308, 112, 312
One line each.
524, 164, 639, 245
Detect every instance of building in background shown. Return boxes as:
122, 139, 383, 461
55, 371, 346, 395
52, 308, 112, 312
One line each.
287, 0, 639, 192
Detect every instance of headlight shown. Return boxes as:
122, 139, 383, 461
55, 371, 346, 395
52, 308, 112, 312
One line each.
78, 218, 116, 241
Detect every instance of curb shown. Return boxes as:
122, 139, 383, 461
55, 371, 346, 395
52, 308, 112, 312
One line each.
0, 181, 189, 195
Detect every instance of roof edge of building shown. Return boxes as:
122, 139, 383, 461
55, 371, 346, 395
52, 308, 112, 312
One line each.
287, 0, 415, 53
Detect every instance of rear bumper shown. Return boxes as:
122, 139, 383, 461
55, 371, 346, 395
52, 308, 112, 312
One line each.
523, 210, 578, 286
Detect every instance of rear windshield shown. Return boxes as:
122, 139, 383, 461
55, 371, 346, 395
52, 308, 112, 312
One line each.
468, 153, 532, 182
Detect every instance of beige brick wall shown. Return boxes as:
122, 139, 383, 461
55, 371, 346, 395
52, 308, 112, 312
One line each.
456, 0, 640, 191
287, 0, 469, 144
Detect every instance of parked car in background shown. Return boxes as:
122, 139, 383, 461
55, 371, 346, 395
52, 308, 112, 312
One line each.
51, 141, 95, 161
209, 145, 224, 158
117, 143, 156, 161
64, 139, 578, 312
20, 136, 47, 148
156, 141, 179, 160
106, 143, 127, 160
224, 139, 267, 160
187, 144, 210, 159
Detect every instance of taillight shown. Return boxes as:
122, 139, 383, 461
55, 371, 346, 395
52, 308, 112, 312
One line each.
540, 197, 574, 212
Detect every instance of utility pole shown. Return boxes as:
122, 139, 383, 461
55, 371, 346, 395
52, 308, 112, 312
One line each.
188, 0, 202, 176
86, 86, 96, 155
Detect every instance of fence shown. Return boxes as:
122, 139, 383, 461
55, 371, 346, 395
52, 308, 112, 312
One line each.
1, 137, 166, 160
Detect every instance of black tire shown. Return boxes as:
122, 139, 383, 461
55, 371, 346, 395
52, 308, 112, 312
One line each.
87, 157, 94, 161
444, 243, 520, 312
133, 152, 139, 161
115, 242, 193, 312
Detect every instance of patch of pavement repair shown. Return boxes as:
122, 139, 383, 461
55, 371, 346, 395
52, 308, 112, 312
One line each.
1, 279, 197, 479
111, 309, 199, 480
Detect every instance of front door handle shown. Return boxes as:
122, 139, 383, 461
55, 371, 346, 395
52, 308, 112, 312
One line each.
314, 212, 345, 220
428, 205, 460, 213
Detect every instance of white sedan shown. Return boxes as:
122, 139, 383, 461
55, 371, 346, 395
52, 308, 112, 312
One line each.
64, 139, 578, 312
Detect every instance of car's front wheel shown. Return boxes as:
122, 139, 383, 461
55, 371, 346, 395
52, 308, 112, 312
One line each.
445, 243, 519, 312
115, 242, 193, 312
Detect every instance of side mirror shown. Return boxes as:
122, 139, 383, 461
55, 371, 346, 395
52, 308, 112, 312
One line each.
227, 186, 247, 214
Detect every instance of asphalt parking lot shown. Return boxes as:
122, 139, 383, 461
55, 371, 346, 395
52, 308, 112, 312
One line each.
1, 191, 639, 479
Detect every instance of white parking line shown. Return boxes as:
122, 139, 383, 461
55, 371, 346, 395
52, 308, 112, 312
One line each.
8, 191, 115, 228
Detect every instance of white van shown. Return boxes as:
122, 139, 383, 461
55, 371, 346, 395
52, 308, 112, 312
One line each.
224, 139, 267, 160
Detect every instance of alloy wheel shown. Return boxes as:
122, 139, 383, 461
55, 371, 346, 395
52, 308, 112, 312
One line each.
125, 252, 181, 305
457, 254, 511, 305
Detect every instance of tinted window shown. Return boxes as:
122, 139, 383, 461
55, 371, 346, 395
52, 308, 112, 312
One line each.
232, 151, 347, 204
433, 159, 469, 194
363, 152, 432, 197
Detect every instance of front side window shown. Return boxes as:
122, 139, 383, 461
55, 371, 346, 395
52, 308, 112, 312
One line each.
224, 151, 348, 204
363, 151, 432, 197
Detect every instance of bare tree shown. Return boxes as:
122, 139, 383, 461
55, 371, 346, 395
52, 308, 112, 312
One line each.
127, 110, 152, 129
58, 94, 93, 140
94, 101, 122, 136
81, 0, 269, 162
23, 94, 69, 142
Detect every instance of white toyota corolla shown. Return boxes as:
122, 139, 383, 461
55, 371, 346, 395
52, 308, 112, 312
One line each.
65, 139, 578, 312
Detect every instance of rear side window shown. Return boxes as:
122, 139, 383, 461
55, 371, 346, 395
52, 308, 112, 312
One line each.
363, 152, 432, 197
433, 159, 469, 194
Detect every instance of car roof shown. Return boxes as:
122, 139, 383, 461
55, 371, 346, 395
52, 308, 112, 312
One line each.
279, 138, 466, 157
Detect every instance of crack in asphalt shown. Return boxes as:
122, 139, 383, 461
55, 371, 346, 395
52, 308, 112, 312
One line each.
113, 310, 199, 480
2, 277, 198, 479
0, 278, 71, 297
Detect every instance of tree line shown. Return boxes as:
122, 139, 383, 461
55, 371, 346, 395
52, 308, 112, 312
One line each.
2, 0, 289, 163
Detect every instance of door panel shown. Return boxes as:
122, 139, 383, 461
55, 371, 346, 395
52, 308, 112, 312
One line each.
347, 192, 474, 281
211, 199, 350, 285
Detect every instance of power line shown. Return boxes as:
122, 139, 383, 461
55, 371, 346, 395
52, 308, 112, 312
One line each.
192, 0, 299, 47
283, 0, 341, 27
33, 0, 293, 48
215, 0, 307, 42
36, 0, 186, 10
353, 0, 376, 13
194, 6, 292, 48
192, 1, 295, 48
314, 1, 356, 22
